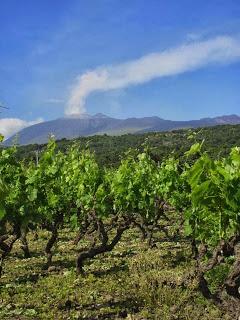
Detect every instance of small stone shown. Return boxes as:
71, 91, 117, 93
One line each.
48, 266, 58, 272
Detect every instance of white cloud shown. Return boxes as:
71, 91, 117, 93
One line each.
65, 35, 240, 115
0, 118, 43, 139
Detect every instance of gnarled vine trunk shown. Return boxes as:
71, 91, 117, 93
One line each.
0, 224, 21, 277
20, 228, 31, 259
224, 242, 240, 298
195, 236, 240, 301
76, 214, 129, 275
44, 213, 63, 269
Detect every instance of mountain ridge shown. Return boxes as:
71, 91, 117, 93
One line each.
5, 113, 240, 146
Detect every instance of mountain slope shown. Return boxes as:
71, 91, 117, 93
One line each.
5, 113, 240, 145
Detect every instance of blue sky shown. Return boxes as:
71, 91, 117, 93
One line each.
0, 0, 240, 136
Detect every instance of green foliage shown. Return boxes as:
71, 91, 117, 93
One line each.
0, 145, 33, 227
185, 145, 240, 245
2, 135, 240, 246
111, 151, 157, 218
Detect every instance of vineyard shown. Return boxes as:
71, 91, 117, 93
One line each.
1, 133, 240, 319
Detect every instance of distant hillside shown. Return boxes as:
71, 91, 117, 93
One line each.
14, 124, 240, 167
5, 113, 240, 146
